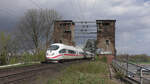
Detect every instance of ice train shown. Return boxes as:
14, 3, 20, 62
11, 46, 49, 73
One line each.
45, 43, 94, 62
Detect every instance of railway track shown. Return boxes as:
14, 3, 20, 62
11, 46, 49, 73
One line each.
0, 63, 56, 84
0, 60, 88, 84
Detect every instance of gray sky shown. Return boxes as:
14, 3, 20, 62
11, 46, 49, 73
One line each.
0, 0, 150, 55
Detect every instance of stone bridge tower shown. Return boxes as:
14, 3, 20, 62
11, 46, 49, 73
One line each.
53, 20, 75, 46
96, 20, 116, 63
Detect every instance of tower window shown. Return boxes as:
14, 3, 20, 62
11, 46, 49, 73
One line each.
59, 40, 62, 43
102, 23, 110, 26
98, 28, 102, 32
106, 40, 109, 45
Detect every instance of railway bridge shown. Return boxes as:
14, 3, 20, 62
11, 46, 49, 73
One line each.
52, 20, 116, 63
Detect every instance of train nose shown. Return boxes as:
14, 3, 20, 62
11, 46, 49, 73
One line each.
46, 51, 55, 57
46, 50, 51, 53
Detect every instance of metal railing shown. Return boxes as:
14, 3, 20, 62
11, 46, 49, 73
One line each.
112, 59, 150, 84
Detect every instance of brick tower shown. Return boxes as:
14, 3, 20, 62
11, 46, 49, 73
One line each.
96, 20, 116, 63
53, 20, 75, 46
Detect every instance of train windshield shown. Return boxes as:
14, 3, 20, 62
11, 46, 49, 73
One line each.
48, 45, 59, 50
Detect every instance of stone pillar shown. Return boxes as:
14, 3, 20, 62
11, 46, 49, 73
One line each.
53, 20, 75, 46
96, 20, 116, 63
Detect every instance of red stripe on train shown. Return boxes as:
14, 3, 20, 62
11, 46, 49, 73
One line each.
47, 54, 84, 59
47, 54, 63, 58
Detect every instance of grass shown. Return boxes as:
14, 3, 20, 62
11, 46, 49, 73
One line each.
48, 61, 116, 84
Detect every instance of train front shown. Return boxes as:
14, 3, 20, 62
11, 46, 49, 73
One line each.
45, 44, 62, 62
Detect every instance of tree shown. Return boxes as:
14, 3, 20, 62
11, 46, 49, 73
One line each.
0, 32, 11, 65
40, 9, 61, 49
18, 9, 61, 53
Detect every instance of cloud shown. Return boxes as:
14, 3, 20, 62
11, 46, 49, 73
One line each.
0, 0, 150, 55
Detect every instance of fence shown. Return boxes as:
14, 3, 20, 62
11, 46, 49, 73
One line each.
112, 59, 150, 84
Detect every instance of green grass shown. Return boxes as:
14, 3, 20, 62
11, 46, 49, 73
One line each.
48, 61, 116, 84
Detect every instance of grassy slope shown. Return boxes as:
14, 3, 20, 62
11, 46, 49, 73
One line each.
48, 61, 116, 84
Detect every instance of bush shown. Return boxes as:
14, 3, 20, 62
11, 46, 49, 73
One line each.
100, 56, 107, 63
114, 71, 125, 80
0, 52, 7, 65
9, 57, 20, 64
95, 55, 100, 61
21, 50, 46, 64
35, 50, 46, 62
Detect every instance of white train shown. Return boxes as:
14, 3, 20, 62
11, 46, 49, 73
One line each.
45, 43, 94, 62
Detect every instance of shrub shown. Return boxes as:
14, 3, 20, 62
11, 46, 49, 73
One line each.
95, 54, 100, 61
9, 57, 20, 64
35, 50, 46, 62
100, 56, 107, 63
21, 52, 33, 63
0, 52, 7, 65
114, 71, 125, 80
21, 50, 46, 64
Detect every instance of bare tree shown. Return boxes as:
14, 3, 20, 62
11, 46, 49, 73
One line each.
41, 9, 61, 49
18, 9, 61, 53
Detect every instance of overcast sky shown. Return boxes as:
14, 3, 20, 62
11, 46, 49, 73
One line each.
0, 0, 150, 55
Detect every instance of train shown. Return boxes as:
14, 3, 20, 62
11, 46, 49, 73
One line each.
45, 43, 94, 63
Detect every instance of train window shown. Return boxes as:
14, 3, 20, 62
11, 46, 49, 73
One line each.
68, 50, 76, 54
59, 49, 66, 53
79, 52, 84, 55
49, 45, 59, 50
